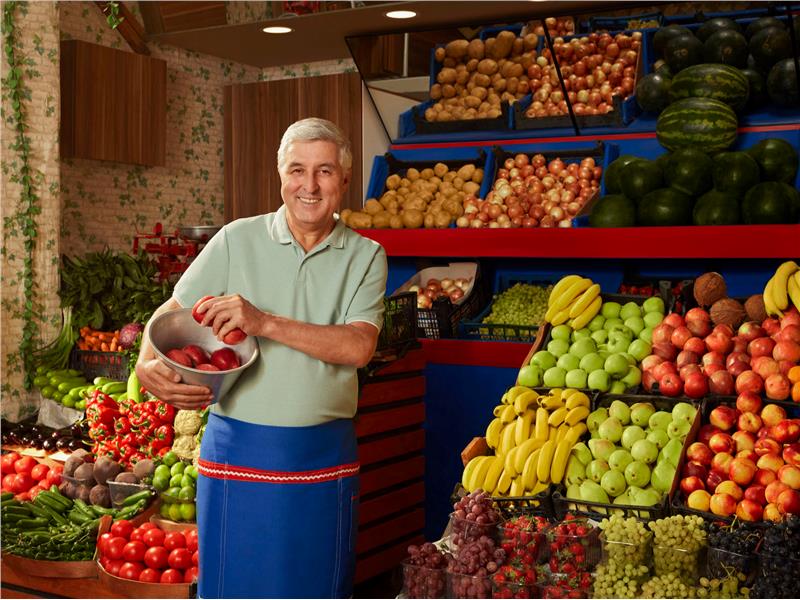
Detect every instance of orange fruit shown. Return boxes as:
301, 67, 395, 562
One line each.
792, 381, 800, 403
789, 365, 800, 385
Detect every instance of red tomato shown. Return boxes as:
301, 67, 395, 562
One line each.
12, 473, 34, 494
99, 556, 111, 570
119, 561, 144, 581
139, 568, 162, 583
184, 528, 198, 553
122, 540, 147, 562
106, 559, 125, 576
184, 566, 199, 583
14, 456, 37, 474
110, 520, 134, 540
192, 550, 199, 566
30, 463, 49, 481
98, 532, 114, 555
28, 487, 43, 501
168, 548, 192, 570
163, 531, 186, 551
45, 467, 62, 487
106, 537, 128, 561
144, 546, 169, 570
2, 473, 17, 491
1, 452, 20, 474
14, 491, 31, 502
130, 528, 145, 542
137, 522, 158, 531
160, 569, 184, 584
142, 528, 166, 548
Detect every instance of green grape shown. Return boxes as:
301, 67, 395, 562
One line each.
648, 515, 707, 583
482, 283, 552, 326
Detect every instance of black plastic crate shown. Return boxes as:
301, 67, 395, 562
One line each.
450, 482, 555, 520
376, 292, 417, 352
69, 348, 129, 381
416, 266, 491, 340
411, 100, 511, 136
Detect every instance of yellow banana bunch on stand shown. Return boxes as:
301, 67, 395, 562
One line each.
545, 275, 602, 328
764, 260, 800, 318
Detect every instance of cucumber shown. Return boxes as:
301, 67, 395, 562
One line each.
58, 379, 87, 393
100, 381, 127, 395
93, 376, 116, 386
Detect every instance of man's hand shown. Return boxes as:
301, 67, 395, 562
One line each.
135, 358, 213, 410
197, 294, 268, 342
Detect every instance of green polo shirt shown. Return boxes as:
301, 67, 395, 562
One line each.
172, 206, 388, 427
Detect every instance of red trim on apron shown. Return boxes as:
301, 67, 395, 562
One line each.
197, 457, 360, 484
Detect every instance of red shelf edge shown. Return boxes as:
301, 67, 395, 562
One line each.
421, 339, 529, 369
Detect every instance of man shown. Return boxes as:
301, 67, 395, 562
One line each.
136, 118, 388, 598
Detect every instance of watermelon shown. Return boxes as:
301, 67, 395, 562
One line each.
636, 73, 671, 113
767, 58, 799, 107
750, 26, 793, 71
664, 34, 704, 74
653, 25, 692, 58
620, 160, 664, 202
747, 138, 799, 183
638, 188, 694, 226
696, 17, 742, 42
668, 63, 750, 111
693, 189, 741, 225
665, 147, 713, 196
703, 29, 749, 69
589, 195, 637, 227
745, 16, 785, 40
741, 68, 767, 108
742, 182, 798, 223
712, 152, 761, 196
655, 61, 673, 79
604, 155, 641, 194
656, 97, 738, 153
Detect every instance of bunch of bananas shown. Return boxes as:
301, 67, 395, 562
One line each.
544, 275, 602, 328
461, 387, 590, 498
764, 260, 800, 318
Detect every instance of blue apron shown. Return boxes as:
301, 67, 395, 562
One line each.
196, 413, 359, 598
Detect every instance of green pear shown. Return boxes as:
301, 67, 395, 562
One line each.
614, 490, 633, 506
580, 480, 610, 504
609, 448, 634, 473
601, 469, 627, 497
565, 455, 586, 486
631, 439, 659, 464
671, 402, 697, 424
667, 418, 692, 440
660, 438, 684, 468
642, 296, 665, 315
648, 411, 672, 432
608, 400, 631, 424
598, 416, 623, 442
587, 459, 610, 483
636, 488, 661, 506
646, 428, 669, 449
588, 315, 606, 331
621, 366, 642, 388
566, 482, 582, 500
651, 461, 676, 494
621, 425, 645, 450
624, 461, 651, 487
609, 381, 627, 394
630, 402, 656, 427
571, 442, 592, 465
588, 438, 615, 461
620, 302, 642, 321
586, 408, 608, 433
551, 324, 572, 341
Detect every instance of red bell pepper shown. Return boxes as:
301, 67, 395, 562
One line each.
153, 401, 175, 423
114, 417, 131, 435
88, 423, 112, 441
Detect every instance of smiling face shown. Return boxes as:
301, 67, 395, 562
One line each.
279, 139, 350, 238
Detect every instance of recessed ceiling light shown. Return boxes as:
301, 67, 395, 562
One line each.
262, 26, 293, 34
385, 10, 417, 19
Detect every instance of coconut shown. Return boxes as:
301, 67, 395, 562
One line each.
710, 298, 747, 329
744, 294, 767, 323
693, 272, 727, 307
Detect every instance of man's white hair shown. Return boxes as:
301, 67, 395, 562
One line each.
277, 117, 352, 171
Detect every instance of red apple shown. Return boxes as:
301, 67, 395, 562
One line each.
778, 464, 800, 490
729, 457, 758, 486
771, 419, 800, 444
757, 453, 785, 473
210, 348, 241, 371
713, 323, 735, 337
687, 489, 711, 511
653, 342, 679, 362
704, 363, 726, 377
705, 332, 733, 355
181, 344, 210, 366
738, 321, 767, 342
671, 326, 693, 349
755, 438, 782, 457
736, 391, 762, 414
663, 313, 685, 329
731, 336, 748, 353
762, 317, 781, 336
765, 373, 791, 400
681, 476, 706, 496
761, 404, 787, 427
752, 356, 780, 379
191, 295, 216, 324
680, 364, 703, 380
687, 317, 712, 338
738, 412, 763, 434
709, 370, 736, 395
727, 360, 751, 378
687, 442, 714, 466
195, 363, 220, 372
777, 488, 800, 515
755, 468, 778, 487
165, 348, 193, 367
683, 336, 707, 355
651, 323, 675, 346
702, 351, 725, 367
686, 307, 711, 323
684, 372, 709, 399
749, 336, 776, 358
642, 371, 657, 392
732, 430, 756, 452
709, 406, 739, 432
652, 361, 677, 381
711, 450, 735, 473
764, 502, 783, 522
778, 359, 795, 374
783, 443, 800, 468
736, 499, 764, 522
706, 470, 725, 491
726, 352, 751, 369
676, 350, 700, 368
736, 371, 764, 395
659, 371, 683, 397
698, 424, 722, 445
710, 492, 738, 517
745, 485, 767, 505
222, 328, 248, 345
737, 449, 759, 463
774, 324, 800, 344
766, 480, 791, 504
782, 307, 800, 327
641, 355, 664, 373
682, 461, 709, 481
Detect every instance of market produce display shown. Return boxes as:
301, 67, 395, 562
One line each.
2, 452, 63, 501
764, 260, 800, 318
481, 283, 552, 328
191, 295, 247, 345
33, 370, 128, 410
1, 420, 84, 453
409, 276, 473, 310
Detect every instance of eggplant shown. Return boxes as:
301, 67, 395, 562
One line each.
19, 434, 33, 446
42, 438, 56, 452
69, 424, 83, 438
55, 437, 72, 450
67, 439, 85, 452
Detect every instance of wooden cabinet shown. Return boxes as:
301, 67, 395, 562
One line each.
223, 72, 362, 221
60, 40, 166, 167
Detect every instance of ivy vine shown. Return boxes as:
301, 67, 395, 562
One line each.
101, 1, 124, 30
2, 0, 39, 389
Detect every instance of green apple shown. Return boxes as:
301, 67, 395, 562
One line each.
639, 327, 653, 344
571, 442, 592, 465
660, 438, 684, 467
590, 330, 608, 345
607, 331, 632, 354
597, 349, 610, 360
565, 368, 588, 389
624, 461, 651, 487
586, 408, 608, 433
609, 448, 634, 472
557, 353, 581, 372
627, 339, 651, 362
647, 429, 669, 449
609, 381, 627, 394
643, 311, 664, 328
579, 352, 605, 373
603, 317, 624, 331
598, 416, 623, 442
621, 352, 637, 366
630, 402, 655, 427
565, 455, 586, 486
587, 314, 606, 331
587, 369, 611, 392
621, 366, 642, 388
631, 439, 659, 464
620, 302, 642, 321
551, 324, 572, 341
651, 461, 676, 494
667, 419, 691, 440
543, 366, 567, 388
648, 411, 672, 432
588, 438, 615, 461
608, 399, 631, 424
671, 402, 697, 424
642, 296, 665, 315
571, 328, 591, 341
601, 301, 621, 319
547, 339, 570, 357
604, 354, 630, 378
621, 425, 645, 450
580, 480, 610, 504
587, 459, 610, 483
531, 350, 557, 370
601, 469, 627, 497
517, 365, 543, 387
624, 316, 645, 336
569, 338, 597, 359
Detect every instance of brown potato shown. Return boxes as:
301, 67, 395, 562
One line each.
433, 162, 449, 178
443, 199, 464, 217
348, 212, 373, 229
473, 73, 491, 87
523, 33, 538, 51
501, 91, 516, 103
517, 80, 530, 96
464, 95, 481, 109
424, 108, 436, 122
472, 169, 484, 183
434, 47, 446, 62
339, 208, 352, 225
506, 77, 519, 94
507, 63, 524, 78
437, 111, 453, 121
487, 107, 502, 118
364, 199, 383, 215
443, 171, 456, 183
452, 177, 465, 191
421, 168, 434, 180
512, 38, 524, 56
437, 67, 457, 85
430, 84, 443, 100
500, 61, 515, 79
466, 58, 479, 72
442, 84, 456, 98
389, 215, 403, 229
397, 186, 410, 196
423, 213, 436, 228
472, 86, 488, 101
463, 110, 476, 120
406, 167, 420, 182
477, 59, 499, 76
492, 78, 507, 93
443, 57, 456, 68
434, 211, 452, 228
429, 176, 442, 186
385, 174, 401, 190
400, 177, 411, 188
371, 211, 391, 229
467, 39, 485, 60
445, 39, 469, 59
456, 70, 470, 85
405, 197, 426, 212
462, 181, 481, 196
520, 52, 535, 70
402, 209, 424, 229
490, 30, 515, 59
457, 164, 476, 181
485, 38, 496, 58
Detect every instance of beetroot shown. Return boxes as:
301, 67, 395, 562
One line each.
118, 323, 144, 349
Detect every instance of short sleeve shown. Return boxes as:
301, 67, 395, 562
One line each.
344, 245, 388, 330
173, 227, 231, 308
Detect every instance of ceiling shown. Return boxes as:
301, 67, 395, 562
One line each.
148, 0, 644, 68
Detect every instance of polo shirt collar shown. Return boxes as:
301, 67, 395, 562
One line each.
272, 205, 346, 250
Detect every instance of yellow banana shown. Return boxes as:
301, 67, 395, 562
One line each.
565, 391, 591, 410
531, 481, 548, 496
499, 404, 517, 424
556, 422, 571, 444
505, 446, 521, 478
514, 438, 545, 474
469, 456, 494, 492
534, 408, 549, 441
561, 388, 578, 399
462, 455, 487, 490
515, 410, 535, 446
510, 476, 526, 497
548, 425, 559, 442
485, 418, 504, 450
788, 271, 800, 311
550, 438, 573, 485
565, 405, 591, 426
551, 278, 593, 312
483, 456, 505, 493
505, 385, 531, 405
564, 423, 588, 446
549, 305, 573, 326
499, 421, 517, 455
493, 404, 506, 418
548, 407, 568, 427
772, 261, 799, 310
514, 389, 539, 415
570, 296, 603, 330
540, 392, 564, 411
548, 275, 582, 306
522, 448, 542, 490
537, 440, 556, 483
496, 469, 512, 496
568, 283, 601, 319
764, 276, 784, 318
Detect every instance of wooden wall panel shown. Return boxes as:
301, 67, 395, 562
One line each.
224, 72, 362, 222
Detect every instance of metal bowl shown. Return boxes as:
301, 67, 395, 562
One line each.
179, 225, 222, 243
148, 308, 259, 404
